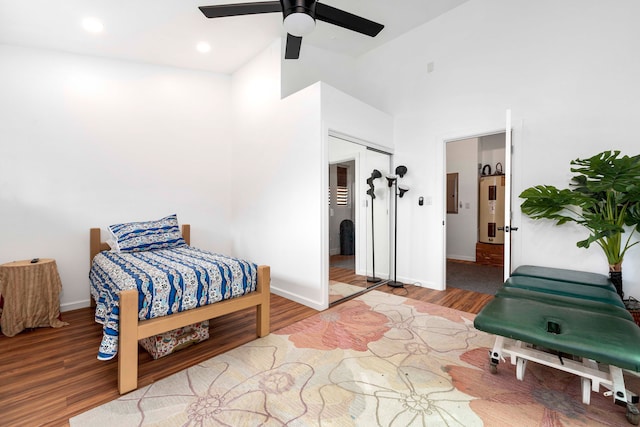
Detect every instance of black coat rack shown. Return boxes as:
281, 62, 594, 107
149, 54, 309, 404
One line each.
386, 165, 409, 288
366, 169, 383, 283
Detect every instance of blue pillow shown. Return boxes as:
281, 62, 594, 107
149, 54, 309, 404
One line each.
108, 214, 187, 253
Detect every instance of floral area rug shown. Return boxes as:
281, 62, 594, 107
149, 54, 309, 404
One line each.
70, 290, 639, 426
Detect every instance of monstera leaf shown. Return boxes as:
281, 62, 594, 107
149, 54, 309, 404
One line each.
520, 150, 640, 274
520, 185, 589, 225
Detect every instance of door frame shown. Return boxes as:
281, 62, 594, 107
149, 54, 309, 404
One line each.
442, 126, 510, 288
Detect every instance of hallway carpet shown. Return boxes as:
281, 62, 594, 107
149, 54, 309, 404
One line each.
446, 260, 504, 295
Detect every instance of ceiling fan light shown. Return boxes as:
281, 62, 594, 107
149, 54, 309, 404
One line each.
283, 12, 315, 37
82, 17, 104, 34
196, 42, 211, 53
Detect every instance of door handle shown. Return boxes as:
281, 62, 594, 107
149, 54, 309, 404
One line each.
497, 226, 519, 232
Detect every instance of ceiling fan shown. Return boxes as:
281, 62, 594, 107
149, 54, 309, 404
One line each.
198, 0, 384, 59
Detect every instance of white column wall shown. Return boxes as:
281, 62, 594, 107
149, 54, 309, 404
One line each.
231, 43, 393, 309
230, 41, 327, 309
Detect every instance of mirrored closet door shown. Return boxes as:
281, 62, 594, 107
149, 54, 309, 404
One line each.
328, 135, 391, 305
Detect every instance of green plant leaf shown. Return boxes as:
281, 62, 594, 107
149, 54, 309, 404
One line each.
520, 150, 640, 275
519, 185, 584, 224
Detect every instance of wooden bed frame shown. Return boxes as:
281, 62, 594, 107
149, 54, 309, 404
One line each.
89, 225, 271, 394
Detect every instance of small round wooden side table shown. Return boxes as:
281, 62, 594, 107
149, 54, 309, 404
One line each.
0, 259, 69, 337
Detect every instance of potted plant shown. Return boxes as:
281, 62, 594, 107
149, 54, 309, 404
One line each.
519, 150, 640, 298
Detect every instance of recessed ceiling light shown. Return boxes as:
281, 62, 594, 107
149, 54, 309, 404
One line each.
196, 42, 211, 53
82, 17, 104, 34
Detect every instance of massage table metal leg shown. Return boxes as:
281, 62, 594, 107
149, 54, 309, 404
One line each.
582, 377, 592, 405
611, 366, 630, 406
488, 335, 506, 374
581, 358, 599, 405
485, 335, 640, 424
511, 341, 526, 381
516, 356, 528, 381
488, 337, 528, 378
627, 404, 640, 425
608, 367, 640, 425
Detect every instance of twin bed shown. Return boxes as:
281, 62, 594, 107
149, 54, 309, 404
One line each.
475, 265, 640, 424
89, 218, 270, 394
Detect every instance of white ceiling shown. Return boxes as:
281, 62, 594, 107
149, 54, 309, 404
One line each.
0, 0, 468, 75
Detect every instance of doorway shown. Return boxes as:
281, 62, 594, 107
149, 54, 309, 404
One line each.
329, 160, 356, 269
445, 132, 507, 295
328, 135, 391, 304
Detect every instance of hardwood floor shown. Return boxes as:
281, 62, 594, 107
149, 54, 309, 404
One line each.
328, 255, 382, 305
0, 276, 492, 427
329, 266, 369, 288
329, 255, 369, 288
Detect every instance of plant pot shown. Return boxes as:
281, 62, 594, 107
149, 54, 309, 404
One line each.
610, 270, 623, 298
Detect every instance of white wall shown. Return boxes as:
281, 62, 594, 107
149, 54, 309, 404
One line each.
5, 0, 638, 314
230, 41, 394, 309
352, 0, 640, 295
0, 44, 234, 310
479, 133, 505, 175
230, 40, 327, 309
322, 84, 394, 148
0, 38, 394, 313
446, 137, 478, 261
281, 42, 357, 100
321, 84, 394, 289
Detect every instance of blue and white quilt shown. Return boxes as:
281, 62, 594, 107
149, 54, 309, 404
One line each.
89, 246, 258, 360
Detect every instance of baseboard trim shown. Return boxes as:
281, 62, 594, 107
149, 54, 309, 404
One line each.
447, 255, 476, 262
61, 300, 91, 312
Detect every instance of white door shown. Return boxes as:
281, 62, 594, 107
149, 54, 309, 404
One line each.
502, 110, 514, 281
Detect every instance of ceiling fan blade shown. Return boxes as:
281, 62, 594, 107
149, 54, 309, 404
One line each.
199, 1, 282, 18
285, 33, 302, 59
315, 3, 384, 37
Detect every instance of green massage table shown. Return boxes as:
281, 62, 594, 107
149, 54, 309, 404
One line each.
474, 265, 640, 425
512, 264, 618, 289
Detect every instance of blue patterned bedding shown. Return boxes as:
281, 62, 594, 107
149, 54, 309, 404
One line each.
89, 246, 258, 360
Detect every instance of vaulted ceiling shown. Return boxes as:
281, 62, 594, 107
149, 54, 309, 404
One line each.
0, 0, 469, 74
